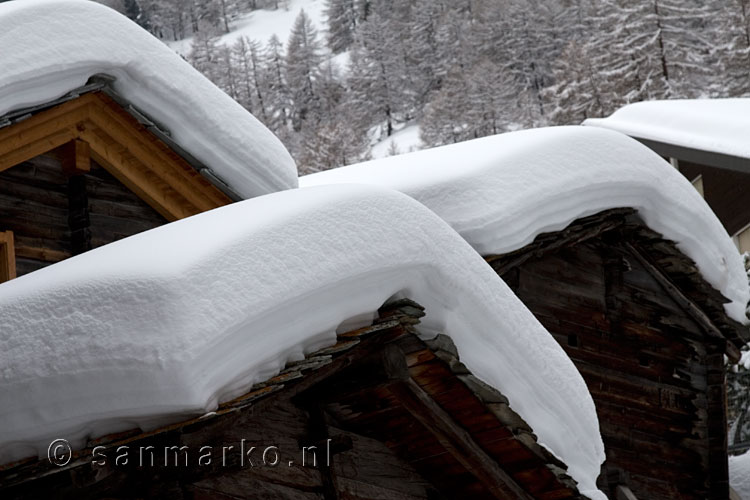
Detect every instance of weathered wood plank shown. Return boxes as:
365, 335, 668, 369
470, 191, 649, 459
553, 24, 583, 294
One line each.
387, 378, 534, 500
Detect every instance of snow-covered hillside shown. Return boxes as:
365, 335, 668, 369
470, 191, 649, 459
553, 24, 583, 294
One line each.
168, 0, 326, 55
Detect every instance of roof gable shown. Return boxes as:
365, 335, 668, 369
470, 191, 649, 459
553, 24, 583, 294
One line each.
0, 91, 231, 220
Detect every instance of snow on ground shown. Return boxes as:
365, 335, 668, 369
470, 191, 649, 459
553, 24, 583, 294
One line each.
731, 452, 750, 499
0, 0, 297, 198
168, 0, 327, 55
584, 99, 750, 160
0, 184, 605, 499
301, 126, 750, 324
371, 123, 422, 159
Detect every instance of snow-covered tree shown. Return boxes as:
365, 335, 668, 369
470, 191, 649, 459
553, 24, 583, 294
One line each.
285, 10, 324, 131
713, 0, 750, 97
325, 0, 358, 52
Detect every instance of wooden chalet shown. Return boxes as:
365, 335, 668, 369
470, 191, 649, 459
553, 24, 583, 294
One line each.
627, 143, 750, 255
0, 300, 590, 500
0, 76, 235, 284
584, 101, 750, 255
487, 208, 750, 499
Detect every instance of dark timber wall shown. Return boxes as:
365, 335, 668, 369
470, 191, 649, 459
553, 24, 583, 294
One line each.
0, 155, 167, 277
495, 221, 730, 500
679, 161, 750, 235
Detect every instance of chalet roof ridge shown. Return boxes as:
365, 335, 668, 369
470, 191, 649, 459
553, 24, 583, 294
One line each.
584, 98, 750, 167
0, 183, 607, 498
0, 0, 298, 199
300, 126, 750, 325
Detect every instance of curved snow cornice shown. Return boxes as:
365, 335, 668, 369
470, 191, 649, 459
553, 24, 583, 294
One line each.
584, 99, 750, 161
0, 184, 605, 499
0, 0, 298, 198
300, 126, 750, 324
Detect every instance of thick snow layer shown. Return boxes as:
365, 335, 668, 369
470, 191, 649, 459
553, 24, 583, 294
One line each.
731, 452, 750, 499
168, 0, 327, 55
584, 99, 750, 160
0, 184, 605, 499
0, 0, 297, 198
301, 126, 750, 324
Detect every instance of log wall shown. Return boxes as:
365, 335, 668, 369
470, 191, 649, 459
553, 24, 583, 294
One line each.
0, 155, 166, 277
499, 238, 726, 499
679, 161, 750, 236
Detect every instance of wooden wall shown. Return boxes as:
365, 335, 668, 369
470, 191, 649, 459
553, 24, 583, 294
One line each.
679, 161, 750, 235
0, 379, 438, 500
0, 155, 166, 277
500, 238, 726, 499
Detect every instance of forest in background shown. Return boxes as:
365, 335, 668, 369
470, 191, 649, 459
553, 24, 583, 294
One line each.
103, 0, 750, 174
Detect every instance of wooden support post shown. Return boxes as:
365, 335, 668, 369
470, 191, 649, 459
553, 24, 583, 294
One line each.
306, 405, 340, 500
59, 139, 91, 175
0, 231, 17, 283
68, 175, 91, 255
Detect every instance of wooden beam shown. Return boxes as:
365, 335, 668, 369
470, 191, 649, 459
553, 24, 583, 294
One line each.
0, 231, 17, 283
0, 91, 231, 222
14, 245, 70, 263
88, 93, 230, 210
0, 127, 79, 173
59, 139, 91, 175
0, 96, 92, 174
296, 342, 534, 499
615, 485, 639, 500
625, 242, 741, 362
387, 376, 535, 500
82, 127, 197, 221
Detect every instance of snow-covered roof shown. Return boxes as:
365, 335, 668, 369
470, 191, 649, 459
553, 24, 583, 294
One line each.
583, 99, 750, 162
301, 126, 750, 324
0, 184, 605, 499
0, 0, 297, 198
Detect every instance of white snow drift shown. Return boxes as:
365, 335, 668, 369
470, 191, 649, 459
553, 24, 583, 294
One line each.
0, 184, 605, 499
730, 451, 750, 499
584, 99, 750, 160
0, 0, 297, 198
301, 126, 750, 324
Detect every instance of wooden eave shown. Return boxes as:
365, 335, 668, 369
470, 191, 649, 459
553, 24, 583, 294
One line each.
485, 208, 750, 358
0, 92, 232, 221
0, 300, 588, 500
634, 136, 750, 175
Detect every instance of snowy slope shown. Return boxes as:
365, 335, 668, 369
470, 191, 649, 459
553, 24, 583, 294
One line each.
301, 126, 750, 324
0, 0, 297, 198
168, 0, 327, 55
0, 184, 605, 499
731, 452, 750, 499
371, 123, 422, 159
584, 99, 750, 160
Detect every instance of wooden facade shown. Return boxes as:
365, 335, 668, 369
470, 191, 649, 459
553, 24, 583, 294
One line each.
488, 209, 749, 500
0, 89, 233, 282
678, 161, 750, 238
628, 136, 750, 253
0, 301, 588, 500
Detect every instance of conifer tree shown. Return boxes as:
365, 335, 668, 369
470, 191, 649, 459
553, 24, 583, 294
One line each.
285, 10, 324, 131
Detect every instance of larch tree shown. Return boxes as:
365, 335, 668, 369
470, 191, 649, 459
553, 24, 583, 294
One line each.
285, 10, 324, 132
